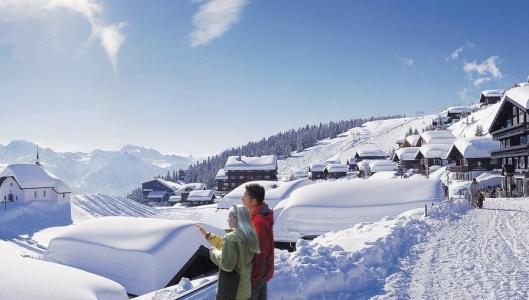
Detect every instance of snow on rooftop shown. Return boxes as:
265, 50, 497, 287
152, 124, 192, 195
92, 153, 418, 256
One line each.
215, 168, 227, 179
156, 178, 182, 191
224, 155, 277, 171
395, 147, 420, 161
45, 216, 223, 296
309, 163, 326, 172
0, 163, 71, 194
273, 178, 443, 241
481, 89, 504, 97
0, 254, 128, 300
451, 137, 500, 158
325, 163, 349, 173
417, 144, 452, 159
218, 179, 313, 209
187, 190, 215, 201
443, 106, 474, 114
355, 149, 388, 158
147, 191, 168, 198
420, 131, 456, 145
369, 160, 396, 172
504, 85, 529, 109
405, 135, 420, 146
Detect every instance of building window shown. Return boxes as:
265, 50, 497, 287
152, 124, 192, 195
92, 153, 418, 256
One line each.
10, 182, 12, 187
238, 176, 244, 179
43, 190, 47, 198
508, 158, 513, 165
477, 161, 482, 167
62, 194, 65, 199
521, 157, 526, 169
34, 191, 37, 199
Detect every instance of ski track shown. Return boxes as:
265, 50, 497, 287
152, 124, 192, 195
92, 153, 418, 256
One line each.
376, 198, 529, 300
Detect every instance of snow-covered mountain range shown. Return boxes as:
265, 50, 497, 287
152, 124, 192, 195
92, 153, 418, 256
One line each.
0, 140, 194, 195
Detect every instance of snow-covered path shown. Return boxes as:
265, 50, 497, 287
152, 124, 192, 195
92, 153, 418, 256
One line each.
379, 198, 529, 299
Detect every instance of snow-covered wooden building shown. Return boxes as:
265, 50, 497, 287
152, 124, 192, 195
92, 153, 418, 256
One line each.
223, 155, 278, 192
415, 144, 452, 176
447, 137, 500, 181
214, 168, 229, 195
308, 163, 326, 180
489, 84, 529, 196
183, 190, 216, 206
0, 163, 71, 204
402, 134, 420, 148
416, 130, 456, 147
392, 147, 420, 170
354, 149, 388, 161
480, 89, 504, 106
324, 164, 349, 179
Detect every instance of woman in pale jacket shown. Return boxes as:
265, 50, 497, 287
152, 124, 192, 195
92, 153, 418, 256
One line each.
195, 205, 260, 300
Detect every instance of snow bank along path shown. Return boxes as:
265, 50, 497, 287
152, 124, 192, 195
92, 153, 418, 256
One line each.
377, 198, 529, 299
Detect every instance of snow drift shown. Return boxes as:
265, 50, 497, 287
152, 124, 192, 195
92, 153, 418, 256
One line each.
0, 254, 127, 300
45, 216, 223, 296
273, 178, 443, 241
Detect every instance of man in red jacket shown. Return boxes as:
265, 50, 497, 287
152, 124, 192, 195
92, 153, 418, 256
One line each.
242, 183, 274, 300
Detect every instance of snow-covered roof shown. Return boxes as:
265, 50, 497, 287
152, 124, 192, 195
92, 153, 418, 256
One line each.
368, 160, 396, 172
394, 147, 420, 161
450, 137, 500, 159
355, 149, 388, 158
291, 169, 308, 177
224, 155, 277, 171
0, 163, 71, 193
215, 168, 227, 180
46, 217, 223, 296
156, 178, 183, 191
481, 89, 504, 98
443, 106, 474, 114
419, 131, 456, 145
187, 190, 215, 201
416, 144, 452, 159
405, 135, 420, 146
273, 179, 443, 241
147, 191, 167, 198
324, 159, 342, 164
1, 254, 128, 300
396, 139, 404, 144
519, 82, 529, 87
309, 163, 326, 172
504, 85, 529, 109
218, 179, 313, 209
325, 163, 349, 173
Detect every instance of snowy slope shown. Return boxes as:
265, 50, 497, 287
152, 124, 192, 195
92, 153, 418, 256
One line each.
448, 102, 501, 139
278, 116, 434, 174
71, 194, 159, 222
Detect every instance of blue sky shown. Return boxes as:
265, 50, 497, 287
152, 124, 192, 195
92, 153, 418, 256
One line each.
0, 0, 528, 156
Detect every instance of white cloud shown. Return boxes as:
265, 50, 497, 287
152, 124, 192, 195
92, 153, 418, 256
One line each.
463, 56, 502, 86
0, 0, 126, 71
401, 57, 414, 66
190, 0, 248, 47
446, 40, 474, 62
449, 47, 464, 61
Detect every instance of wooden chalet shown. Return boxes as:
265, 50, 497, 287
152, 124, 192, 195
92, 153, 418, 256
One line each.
184, 190, 216, 206
142, 178, 181, 202
447, 137, 500, 181
415, 144, 452, 176
354, 149, 388, 161
392, 147, 420, 170
308, 163, 326, 179
416, 130, 456, 147
324, 164, 348, 179
223, 155, 278, 192
489, 85, 529, 196
347, 158, 358, 171
480, 89, 504, 106
214, 168, 229, 195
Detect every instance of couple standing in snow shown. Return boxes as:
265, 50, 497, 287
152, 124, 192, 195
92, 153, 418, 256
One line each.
195, 183, 274, 300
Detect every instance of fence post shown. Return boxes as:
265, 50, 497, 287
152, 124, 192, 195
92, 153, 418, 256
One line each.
424, 204, 428, 217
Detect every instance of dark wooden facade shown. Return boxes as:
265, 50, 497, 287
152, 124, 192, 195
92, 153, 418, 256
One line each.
215, 178, 230, 194
391, 155, 420, 170
489, 94, 529, 196
142, 179, 175, 199
324, 170, 347, 179
447, 148, 496, 181
480, 92, 502, 106
225, 169, 277, 192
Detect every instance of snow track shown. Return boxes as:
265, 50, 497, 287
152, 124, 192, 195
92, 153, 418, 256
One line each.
377, 198, 529, 299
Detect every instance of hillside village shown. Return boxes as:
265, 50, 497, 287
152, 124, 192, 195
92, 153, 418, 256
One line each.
2, 79, 529, 299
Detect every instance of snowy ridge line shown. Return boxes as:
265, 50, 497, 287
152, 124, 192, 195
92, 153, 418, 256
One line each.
268, 200, 470, 299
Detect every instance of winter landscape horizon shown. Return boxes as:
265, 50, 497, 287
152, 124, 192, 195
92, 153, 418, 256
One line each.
3, 1, 529, 299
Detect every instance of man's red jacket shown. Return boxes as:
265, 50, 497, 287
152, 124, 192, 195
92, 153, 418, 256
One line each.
251, 203, 274, 284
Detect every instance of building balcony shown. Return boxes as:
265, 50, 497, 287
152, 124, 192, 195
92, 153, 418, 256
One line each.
491, 122, 527, 140
491, 144, 529, 158
449, 165, 470, 172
